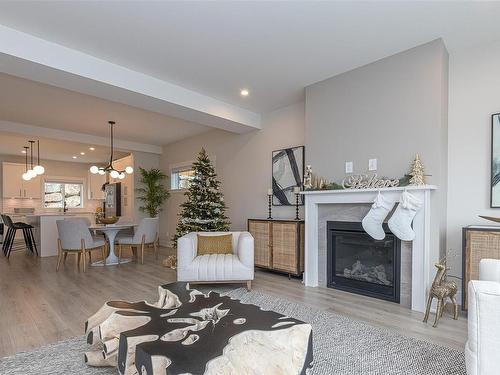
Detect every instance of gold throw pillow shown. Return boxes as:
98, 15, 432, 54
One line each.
197, 234, 233, 255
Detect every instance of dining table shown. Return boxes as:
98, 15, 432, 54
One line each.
89, 223, 137, 266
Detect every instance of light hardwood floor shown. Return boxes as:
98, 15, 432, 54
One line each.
0, 247, 467, 358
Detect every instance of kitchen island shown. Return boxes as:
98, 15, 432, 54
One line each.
4, 212, 95, 257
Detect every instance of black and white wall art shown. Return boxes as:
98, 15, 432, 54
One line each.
272, 146, 304, 206
492, 114, 500, 207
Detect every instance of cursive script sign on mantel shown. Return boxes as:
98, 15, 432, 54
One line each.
342, 174, 400, 189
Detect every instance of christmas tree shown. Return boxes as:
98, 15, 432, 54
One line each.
173, 148, 230, 247
409, 153, 426, 185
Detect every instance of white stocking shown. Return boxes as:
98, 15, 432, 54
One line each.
388, 190, 422, 241
362, 192, 395, 240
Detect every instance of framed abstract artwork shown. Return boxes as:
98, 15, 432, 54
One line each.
492, 113, 500, 207
272, 146, 304, 206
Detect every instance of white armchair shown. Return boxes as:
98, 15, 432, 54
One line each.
466, 258, 500, 375
177, 231, 254, 290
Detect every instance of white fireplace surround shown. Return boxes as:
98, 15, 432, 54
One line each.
302, 185, 437, 312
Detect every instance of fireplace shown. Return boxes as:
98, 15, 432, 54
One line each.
327, 221, 400, 303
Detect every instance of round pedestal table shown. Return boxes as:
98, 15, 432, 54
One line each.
89, 223, 137, 266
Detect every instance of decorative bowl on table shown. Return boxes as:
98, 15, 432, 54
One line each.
97, 216, 119, 225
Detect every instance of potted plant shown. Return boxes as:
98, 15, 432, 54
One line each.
136, 167, 170, 217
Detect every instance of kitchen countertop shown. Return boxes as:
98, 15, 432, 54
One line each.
3, 212, 95, 217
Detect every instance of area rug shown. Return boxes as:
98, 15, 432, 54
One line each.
0, 288, 466, 375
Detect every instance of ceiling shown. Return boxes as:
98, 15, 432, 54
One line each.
0, 1, 499, 114
0, 73, 210, 146
0, 131, 129, 163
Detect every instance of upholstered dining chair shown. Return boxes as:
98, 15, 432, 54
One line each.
56, 218, 107, 272
117, 217, 159, 264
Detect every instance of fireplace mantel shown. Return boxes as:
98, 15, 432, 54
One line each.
301, 185, 437, 312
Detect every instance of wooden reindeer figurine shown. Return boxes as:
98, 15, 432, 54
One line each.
423, 260, 459, 327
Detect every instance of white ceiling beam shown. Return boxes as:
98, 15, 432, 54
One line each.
0, 25, 261, 133
0, 120, 162, 154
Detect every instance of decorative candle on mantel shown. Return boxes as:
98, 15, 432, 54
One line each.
267, 188, 273, 219
294, 186, 301, 220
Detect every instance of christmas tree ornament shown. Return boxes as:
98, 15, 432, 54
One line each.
387, 190, 422, 241
409, 154, 426, 186
172, 148, 230, 247
361, 192, 395, 240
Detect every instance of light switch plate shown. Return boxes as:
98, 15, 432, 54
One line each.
345, 161, 353, 173
368, 158, 377, 171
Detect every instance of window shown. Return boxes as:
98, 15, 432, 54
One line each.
44, 181, 84, 208
171, 166, 195, 190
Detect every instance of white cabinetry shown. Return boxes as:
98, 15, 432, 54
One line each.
88, 172, 106, 200
2, 162, 41, 199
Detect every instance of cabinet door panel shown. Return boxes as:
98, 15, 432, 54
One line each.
88, 173, 106, 200
248, 220, 271, 268
465, 230, 500, 308
299, 223, 305, 273
2, 163, 24, 198
272, 222, 298, 273
23, 174, 41, 198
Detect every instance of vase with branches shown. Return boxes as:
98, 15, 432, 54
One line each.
136, 167, 170, 217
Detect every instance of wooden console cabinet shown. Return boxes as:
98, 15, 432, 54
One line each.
462, 226, 500, 310
248, 219, 304, 277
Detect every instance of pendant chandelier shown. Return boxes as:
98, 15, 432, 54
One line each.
89, 121, 133, 179
22, 140, 45, 181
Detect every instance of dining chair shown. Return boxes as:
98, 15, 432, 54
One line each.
56, 218, 107, 272
117, 217, 159, 264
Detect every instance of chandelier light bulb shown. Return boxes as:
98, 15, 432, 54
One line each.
27, 169, 37, 179
33, 165, 45, 175
118, 172, 125, 179
110, 170, 119, 179
98, 169, 106, 175
125, 166, 133, 174
22, 172, 31, 181
90, 165, 99, 174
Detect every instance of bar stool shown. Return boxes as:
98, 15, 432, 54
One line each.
1, 214, 38, 258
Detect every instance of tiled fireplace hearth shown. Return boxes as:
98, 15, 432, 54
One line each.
302, 186, 437, 312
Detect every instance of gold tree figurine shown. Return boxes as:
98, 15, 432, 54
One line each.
409, 153, 426, 186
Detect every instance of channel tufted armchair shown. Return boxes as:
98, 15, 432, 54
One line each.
176, 231, 254, 290
466, 258, 500, 375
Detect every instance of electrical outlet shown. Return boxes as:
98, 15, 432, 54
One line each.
368, 158, 377, 171
345, 161, 353, 174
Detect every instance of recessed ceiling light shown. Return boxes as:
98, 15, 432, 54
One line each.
80, 152, 85, 155
240, 89, 249, 97
72, 156, 77, 159
89, 147, 95, 151
21, 150, 26, 154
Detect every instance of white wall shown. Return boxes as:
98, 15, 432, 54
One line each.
447, 40, 500, 279
305, 39, 449, 269
159, 102, 305, 245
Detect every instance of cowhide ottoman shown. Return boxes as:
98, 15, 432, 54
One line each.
84, 282, 313, 375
